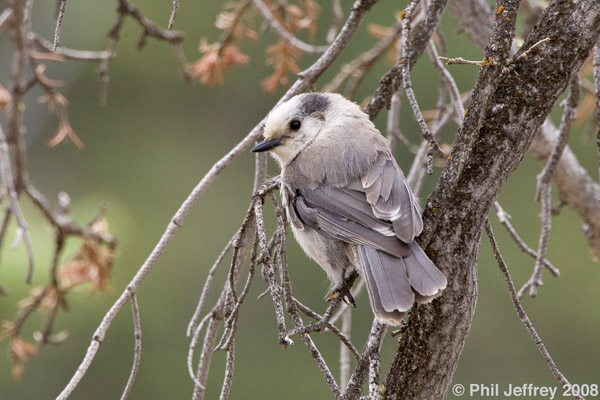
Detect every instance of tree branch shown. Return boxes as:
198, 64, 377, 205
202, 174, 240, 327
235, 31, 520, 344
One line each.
384, 1, 600, 398
56, 1, 381, 398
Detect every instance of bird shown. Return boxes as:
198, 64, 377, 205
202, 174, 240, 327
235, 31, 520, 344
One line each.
251, 92, 447, 325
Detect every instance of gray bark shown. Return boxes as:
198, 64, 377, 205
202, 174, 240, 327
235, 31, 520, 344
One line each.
383, 1, 600, 399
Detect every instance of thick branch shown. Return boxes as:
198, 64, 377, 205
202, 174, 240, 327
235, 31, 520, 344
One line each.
384, 1, 600, 398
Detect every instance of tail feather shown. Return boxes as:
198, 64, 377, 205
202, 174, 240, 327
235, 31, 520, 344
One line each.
404, 242, 447, 297
357, 242, 446, 326
358, 246, 411, 326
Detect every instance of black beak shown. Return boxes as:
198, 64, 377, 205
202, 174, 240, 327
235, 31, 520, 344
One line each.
251, 138, 282, 152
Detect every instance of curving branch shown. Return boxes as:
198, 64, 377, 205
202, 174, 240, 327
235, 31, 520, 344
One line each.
55, 1, 381, 398
524, 76, 580, 297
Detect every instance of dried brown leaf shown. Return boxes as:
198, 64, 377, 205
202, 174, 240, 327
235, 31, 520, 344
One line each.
191, 42, 224, 85
262, 40, 302, 92
299, 0, 321, 40
59, 218, 115, 292
9, 337, 38, 380
0, 320, 17, 342
47, 122, 84, 149
221, 44, 249, 69
34, 64, 65, 88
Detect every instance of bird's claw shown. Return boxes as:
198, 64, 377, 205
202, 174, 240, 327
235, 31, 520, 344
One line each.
328, 281, 356, 307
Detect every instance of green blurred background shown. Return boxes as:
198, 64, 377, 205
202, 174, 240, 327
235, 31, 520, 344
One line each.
0, 1, 598, 399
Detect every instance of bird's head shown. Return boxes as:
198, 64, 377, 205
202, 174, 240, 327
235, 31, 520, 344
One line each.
252, 92, 350, 166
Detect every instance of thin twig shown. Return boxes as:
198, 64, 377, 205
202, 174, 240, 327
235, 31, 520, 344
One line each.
285, 304, 342, 398
186, 238, 234, 336
0, 123, 34, 283
189, 183, 272, 394
400, 0, 444, 159
516, 37, 550, 61
484, 221, 584, 400
167, 0, 179, 30
428, 40, 465, 122
438, 56, 483, 66
339, 309, 352, 389
406, 93, 465, 195
300, 331, 342, 398
53, 0, 67, 51
285, 271, 358, 338
118, 0, 184, 45
119, 292, 142, 400
342, 320, 386, 400
30, 33, 113, 61
493, 202, 559, 277
323, 21, 402, 94
255, 201, 291, 346
98, 10, 124, 105
25, 185, 115, 246
37, 230, 65, 343
292, 298, 360, 360
98, 0, 187, 103
216, 233, 258, 351
219, 344, 235, 400
363, 0, 449, 121
326, 0, 343, 44
521, 76, 580, 297
191, 316, 220, 399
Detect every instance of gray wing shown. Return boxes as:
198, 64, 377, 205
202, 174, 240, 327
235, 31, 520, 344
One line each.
360, 156, 423, 242
287, 184, 413, 258
286, 154, 423, 248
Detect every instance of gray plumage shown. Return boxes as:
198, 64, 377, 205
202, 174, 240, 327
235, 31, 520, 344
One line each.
251, 92, 447, 325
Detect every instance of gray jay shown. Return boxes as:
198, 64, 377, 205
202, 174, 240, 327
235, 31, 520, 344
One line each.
251, 92, 447, 325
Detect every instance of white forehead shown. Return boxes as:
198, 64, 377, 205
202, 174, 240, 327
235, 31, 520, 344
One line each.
265, 97, 302, 133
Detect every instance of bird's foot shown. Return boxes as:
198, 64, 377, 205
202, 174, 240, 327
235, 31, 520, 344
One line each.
328, 278, 356, 308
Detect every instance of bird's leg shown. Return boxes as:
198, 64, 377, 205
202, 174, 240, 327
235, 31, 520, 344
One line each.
328, 279, 356, 307
327, 269, 359, 307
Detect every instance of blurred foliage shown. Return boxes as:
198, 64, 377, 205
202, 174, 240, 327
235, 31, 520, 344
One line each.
0, 0, 598, 399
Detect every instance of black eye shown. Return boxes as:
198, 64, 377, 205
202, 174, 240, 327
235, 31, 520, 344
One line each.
289, 120, 301, 131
